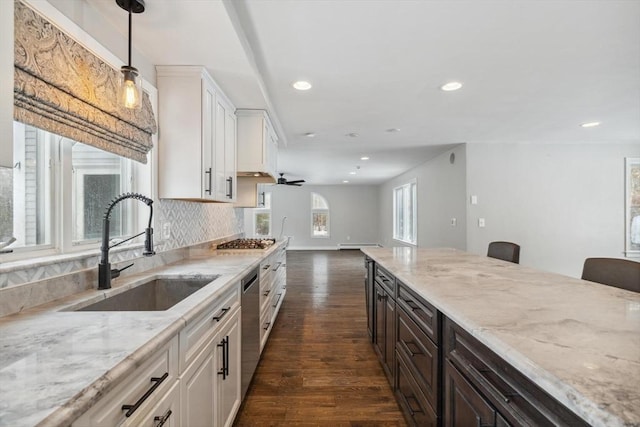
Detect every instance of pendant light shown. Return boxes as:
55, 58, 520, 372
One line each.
116, 0, 145, 110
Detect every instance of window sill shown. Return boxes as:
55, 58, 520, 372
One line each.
392, 238, 417, 247
0, 242, 144, 275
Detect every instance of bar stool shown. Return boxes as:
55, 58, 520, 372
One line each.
487, 241, 520, 264
581, 258, 640, 293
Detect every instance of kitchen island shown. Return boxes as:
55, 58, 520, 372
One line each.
362, 247, 640, 427
0, 241, 286, 427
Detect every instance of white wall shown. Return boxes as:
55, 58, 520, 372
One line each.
378, 145, 467, 250
465, 142, 640, 277
249, 184, 379, 249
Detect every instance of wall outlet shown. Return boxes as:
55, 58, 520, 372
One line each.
478, 218, 486, 228
162, 222, 171, 240
346, 235, 351, 241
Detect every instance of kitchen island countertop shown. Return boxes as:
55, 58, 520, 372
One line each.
0, 242, 285, 427
362, 246, 640, 427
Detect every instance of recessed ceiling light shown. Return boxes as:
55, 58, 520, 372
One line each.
293, 80, 312, 90
304, 132, 316, 138
385, 128, 400, 133
360, 156, 370, 161
346, 132, 359, 138
343, 180, 349, 183
441, 81, 463, 91
581, 121, 601, 128
349, 171, 357, 175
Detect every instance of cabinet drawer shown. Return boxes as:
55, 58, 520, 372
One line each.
396, 305, 439, 409
374, 264, 395, 296
397, 280, 438, 343
123, 381, 180, 427
445, 318, 589, 427
179, 282, 240, 371
395, 349, 438, 427
74, 336, 179, 427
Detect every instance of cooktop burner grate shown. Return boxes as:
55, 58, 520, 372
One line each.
216, 238, 276, 250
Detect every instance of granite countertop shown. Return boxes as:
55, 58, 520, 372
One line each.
362, 247, 640, 427
0, 242, 285, 427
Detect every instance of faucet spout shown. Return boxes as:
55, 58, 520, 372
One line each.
98, 193, 155, 290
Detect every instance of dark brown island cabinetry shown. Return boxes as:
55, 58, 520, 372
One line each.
366, 259, 591, 427
444, 318, 590, 427
369, 261, 442, 426
373, 264, 396, 383
395, 280, 441, 426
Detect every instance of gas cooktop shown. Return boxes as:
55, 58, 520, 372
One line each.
216, 238, 276, 250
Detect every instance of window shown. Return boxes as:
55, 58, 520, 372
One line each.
71, 143, 132, 243
0, 122, 147, 256
254, 190, 272, 236
393, 181, 417, 244
311, 192, 329, 238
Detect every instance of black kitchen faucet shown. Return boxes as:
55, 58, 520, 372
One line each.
98, 192, 155, 290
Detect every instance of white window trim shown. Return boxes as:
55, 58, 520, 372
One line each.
393, 179, 417, 246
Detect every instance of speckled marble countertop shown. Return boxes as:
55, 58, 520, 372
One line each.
0, 243, 284, 427
362, 247, 640, 427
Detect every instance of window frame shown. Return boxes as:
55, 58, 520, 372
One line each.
393, 180, 417, 245
311, 192, 330, 238
253, 190, 272, 237
0, 0, 156, 263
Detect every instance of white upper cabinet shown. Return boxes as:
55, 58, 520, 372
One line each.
156, 66, 236, 202
236, 109, 278, 178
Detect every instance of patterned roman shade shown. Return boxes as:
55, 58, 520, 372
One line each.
13, 0, 157, 164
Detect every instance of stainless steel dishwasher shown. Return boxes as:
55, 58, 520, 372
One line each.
240, 267, 260, 399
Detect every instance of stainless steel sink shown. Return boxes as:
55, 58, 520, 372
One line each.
74, 277, 219, 312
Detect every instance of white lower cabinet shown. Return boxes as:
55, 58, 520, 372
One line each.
180, 305, 241, 427
215, 308, 241, 427
180, 338, 216, 426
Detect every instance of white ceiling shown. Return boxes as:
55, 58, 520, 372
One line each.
87, 0, 640, 185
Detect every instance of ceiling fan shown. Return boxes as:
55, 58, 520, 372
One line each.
277, 173, 305, 186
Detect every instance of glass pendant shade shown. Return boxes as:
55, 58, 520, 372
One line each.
118, 65, 142, 110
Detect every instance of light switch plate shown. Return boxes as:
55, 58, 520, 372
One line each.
478, 218, 485, 228
470, 195, 478, 205
162, 222, 171, 240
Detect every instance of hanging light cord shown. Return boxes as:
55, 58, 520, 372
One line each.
127, 3, 132, 67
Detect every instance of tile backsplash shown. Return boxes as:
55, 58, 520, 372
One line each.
0, 200, 244, 290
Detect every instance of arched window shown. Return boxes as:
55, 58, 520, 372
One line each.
311, 192, 330, 238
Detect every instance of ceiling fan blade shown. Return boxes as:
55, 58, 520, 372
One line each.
287, 180, 305, 184
287, 182, 303, 186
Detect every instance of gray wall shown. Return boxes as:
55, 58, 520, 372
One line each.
465, 142, 640, 277
378, 145, 468, 250
262, 184, 379, 249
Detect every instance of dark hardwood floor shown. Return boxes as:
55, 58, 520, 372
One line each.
234, 250, 406, 427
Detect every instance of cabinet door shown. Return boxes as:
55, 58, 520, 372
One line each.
216, 310, 242, 427
201, 78, 216, 200
224, 107, 237, 202
383, 290, 396, 383
214, 97, 227, 201
373, 283, 386, 361
444, 360, 497, 427
180, 340, 216, 427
